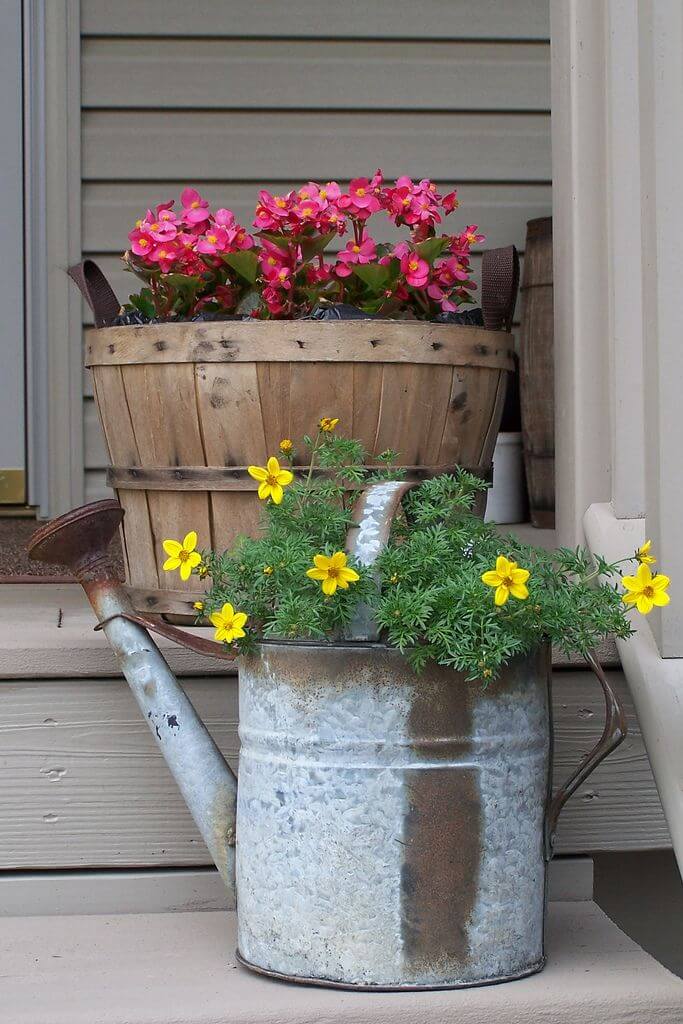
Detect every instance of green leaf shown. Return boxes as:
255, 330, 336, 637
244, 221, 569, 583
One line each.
351, 263, 391, 292
128, 289, 156, 318
300, 231, 336, 262
256, 232, 292, 252
223, 250, 259, 284
415, 236, 450, 264
164, 273, 202, 291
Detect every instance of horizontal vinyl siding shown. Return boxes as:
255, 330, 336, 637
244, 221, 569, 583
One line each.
81, 2, 551, 40
80, 2, 551, 501
82, 40, 550, 111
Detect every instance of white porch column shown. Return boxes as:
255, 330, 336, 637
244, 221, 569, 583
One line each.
550, 1, 612, 548
551, 0, 683, 656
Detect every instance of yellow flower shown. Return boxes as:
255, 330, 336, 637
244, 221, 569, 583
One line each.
622, 564, 670, 615
263, 565, 274, 576
482, 555, 530, 606
306, 551, 360, 596
635, 539, 656, 565
210, 602, 248, 644
162, 531, 202, 582
247, 456, 294, 504
319, 417, 339, 432
193, 601, 204, 612
279, 438, 293, 453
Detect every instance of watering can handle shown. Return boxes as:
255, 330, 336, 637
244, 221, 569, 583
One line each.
544, 649, 627, 858
94, 611, 238, 661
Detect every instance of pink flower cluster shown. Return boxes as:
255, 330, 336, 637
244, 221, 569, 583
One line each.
128, 188, 254, 275
123, 176, 486, 321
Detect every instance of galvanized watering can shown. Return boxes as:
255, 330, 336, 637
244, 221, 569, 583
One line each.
28, 484, 626, 991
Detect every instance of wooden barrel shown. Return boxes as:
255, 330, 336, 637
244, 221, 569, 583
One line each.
519, 217, 554, 528
86, 320, 514, 615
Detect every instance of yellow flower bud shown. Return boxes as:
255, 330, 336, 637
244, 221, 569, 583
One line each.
263, 565, 274, 576
279, 438, 293, 453
193, 601, 204, 612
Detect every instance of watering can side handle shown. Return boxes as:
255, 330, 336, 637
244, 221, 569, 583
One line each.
94, 611, 238, 662
544, 649, 628, 858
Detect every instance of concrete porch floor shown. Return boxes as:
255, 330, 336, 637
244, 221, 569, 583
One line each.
3, 903, 681, 1023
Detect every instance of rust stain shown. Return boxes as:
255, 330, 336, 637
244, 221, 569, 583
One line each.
401, 665, 481, 972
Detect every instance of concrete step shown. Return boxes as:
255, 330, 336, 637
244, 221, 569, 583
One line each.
3, 904, 681, 1023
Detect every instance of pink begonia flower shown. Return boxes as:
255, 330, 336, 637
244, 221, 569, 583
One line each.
141, 210, 179, 242
442, 191, 459, 213
253, 203, 280, 231
334, 237, 377, 277
338, 177, 382, 218
196, 226, 231, 254
463, 225, 486, 246
181, 187, 211, 225
400, 251, 430, 288
229, 226, 254, 250
262, 285, 288, 315
150, 241, 181, 273
214, 208, 235, 228
320, 206, 346, 234
370, 168, 384, 193
434, 256, 470, 287
263, 263, 293, 291
385, 185, 414, 220
292, 197, 323, 225
297, 182, 321, 201
316, 181, 341, 205
128, 228, 155, 258
426, 281, 458, 312
309, 262, 333, 284
392, 240, 411, 259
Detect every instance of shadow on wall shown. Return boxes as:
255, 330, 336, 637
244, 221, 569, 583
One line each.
594, 851, 683, 978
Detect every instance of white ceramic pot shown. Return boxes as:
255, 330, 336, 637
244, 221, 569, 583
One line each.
485, 431, 527, 524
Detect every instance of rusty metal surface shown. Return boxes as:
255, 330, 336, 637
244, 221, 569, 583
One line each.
545, 650, 627, 856
236, 642, 551, 988
27, 501, 239, 898
234, 949, 545, 992
94, 610, 238, 662
28, 499, 123, 582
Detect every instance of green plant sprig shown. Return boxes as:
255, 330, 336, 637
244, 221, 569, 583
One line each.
192, 433, 656, 682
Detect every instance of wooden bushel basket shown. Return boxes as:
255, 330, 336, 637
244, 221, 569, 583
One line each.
78, 250, 518, 616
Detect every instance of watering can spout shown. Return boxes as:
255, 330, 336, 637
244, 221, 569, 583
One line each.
27, 501, 238, 897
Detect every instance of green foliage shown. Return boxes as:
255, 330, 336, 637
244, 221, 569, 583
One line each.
198, 431, 636, 682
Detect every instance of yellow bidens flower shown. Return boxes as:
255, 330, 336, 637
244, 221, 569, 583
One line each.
635, 539, 656, 565
482, 555, 530, 607
306, 551, 360, 596
622, 564, 670, 615
210, 602, 248, 644
279, 438, 293, 453
319, 417, 339, 432
193, 601, 204, 612
162, 531, 202, 582
248, 456, 294, 504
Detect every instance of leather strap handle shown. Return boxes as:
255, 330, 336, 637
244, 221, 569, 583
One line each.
481, 245, 520, 332
544, 649, 627, 858
68, 259, 121, 327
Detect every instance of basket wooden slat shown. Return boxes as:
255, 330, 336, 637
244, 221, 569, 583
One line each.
87, 320, 513, 613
